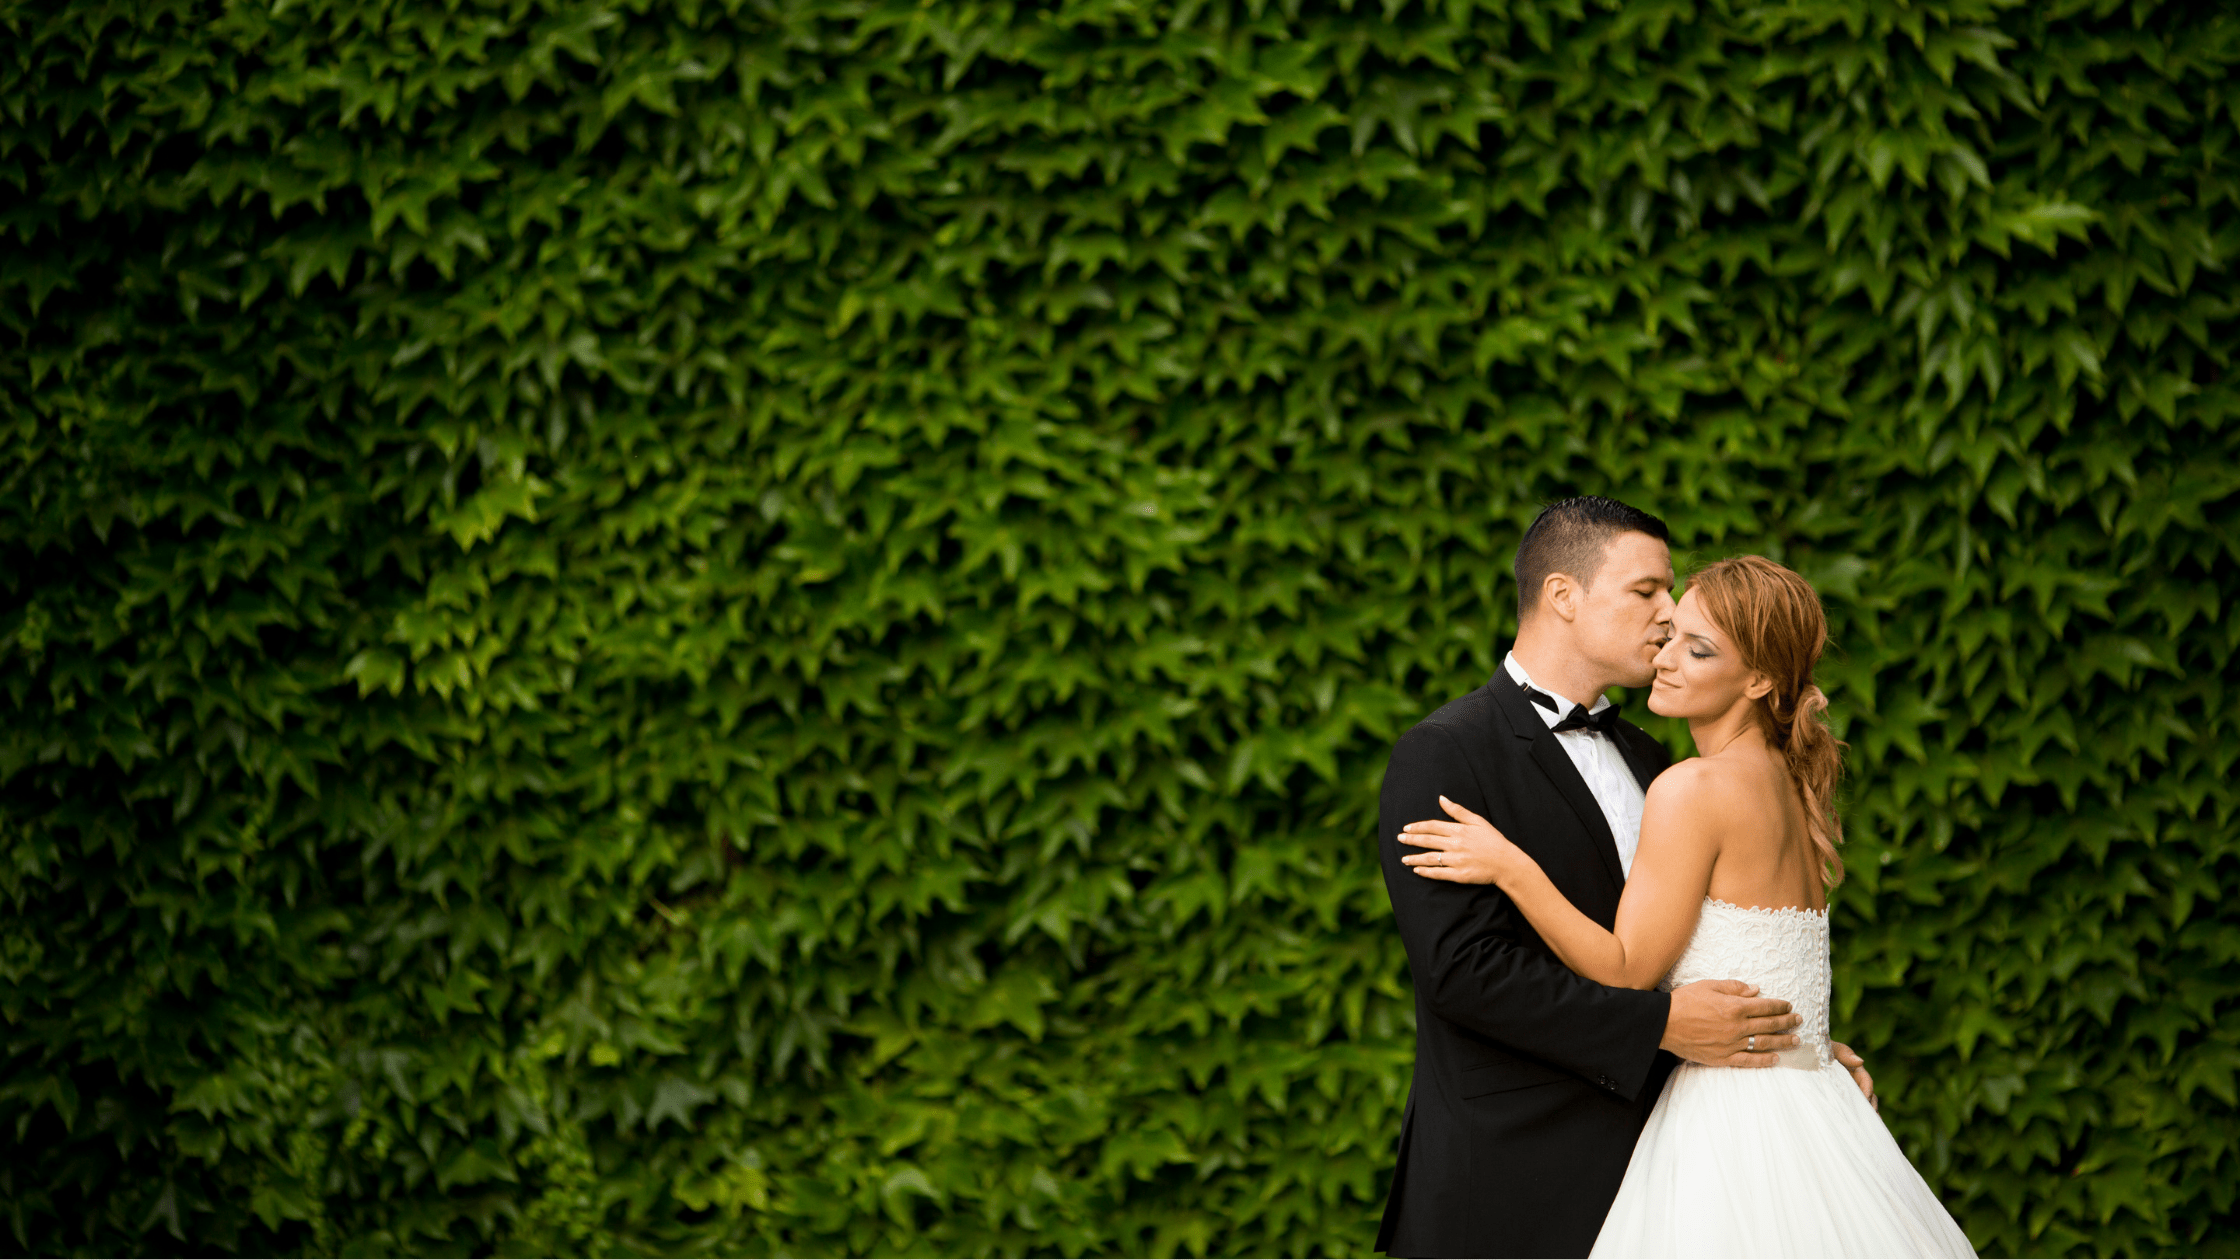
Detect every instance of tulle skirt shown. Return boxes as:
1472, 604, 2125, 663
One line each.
1591, 1060, 1976, 1258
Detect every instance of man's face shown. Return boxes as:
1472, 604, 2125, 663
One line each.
1575, 531, 1677, 688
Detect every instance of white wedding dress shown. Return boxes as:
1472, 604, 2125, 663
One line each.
1591, 898, 1977, 1258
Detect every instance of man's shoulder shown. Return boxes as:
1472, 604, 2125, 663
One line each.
1609, 713, 1674, 768
1394, 682, 1511, 751
1415, 682, 1502, 729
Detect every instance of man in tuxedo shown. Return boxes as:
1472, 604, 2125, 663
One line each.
1373, 496, 1870, 1257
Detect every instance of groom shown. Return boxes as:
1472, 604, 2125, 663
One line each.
1374, 497, 1871, 1257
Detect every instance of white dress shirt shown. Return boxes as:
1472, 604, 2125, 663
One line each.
1503, 652, 1649, 876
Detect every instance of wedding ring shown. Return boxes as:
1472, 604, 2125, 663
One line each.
1747, 1035, 1756, 1052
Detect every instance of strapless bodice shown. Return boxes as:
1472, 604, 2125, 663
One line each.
1659, 897, 1832, 1069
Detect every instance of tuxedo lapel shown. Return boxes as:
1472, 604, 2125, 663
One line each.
1488, 673, 1628, 893
1613, 723, 1666, 793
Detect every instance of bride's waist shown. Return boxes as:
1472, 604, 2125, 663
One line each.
1675, 1040, 1829, 1072
1660, 976, 1831, 1064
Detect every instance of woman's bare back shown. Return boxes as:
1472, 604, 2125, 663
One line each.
1689, 747, 1824, 913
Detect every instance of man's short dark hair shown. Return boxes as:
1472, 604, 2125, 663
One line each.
1514, 496, 1671, 620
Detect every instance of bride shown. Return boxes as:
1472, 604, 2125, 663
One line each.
1397, 555, 1975, 1259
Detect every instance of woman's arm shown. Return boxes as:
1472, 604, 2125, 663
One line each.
1376, 722, 1674, 1098
1399, 770, 1721, 989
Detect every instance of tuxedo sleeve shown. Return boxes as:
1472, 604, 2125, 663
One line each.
1379, 721, 1670, 1101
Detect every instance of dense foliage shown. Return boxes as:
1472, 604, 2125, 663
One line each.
5, 0, 2239, 1253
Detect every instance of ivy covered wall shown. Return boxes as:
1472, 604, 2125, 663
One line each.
4, 0, 2238, 1254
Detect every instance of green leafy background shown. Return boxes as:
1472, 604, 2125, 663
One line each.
4, 0, 2237, 1253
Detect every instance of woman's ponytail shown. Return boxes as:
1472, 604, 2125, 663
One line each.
1776, 683, 1845, 884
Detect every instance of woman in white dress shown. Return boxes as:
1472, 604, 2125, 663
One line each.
1397, 555, 1975, 1259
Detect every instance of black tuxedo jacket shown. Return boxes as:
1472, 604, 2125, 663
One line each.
1375, 670, 1677, 1258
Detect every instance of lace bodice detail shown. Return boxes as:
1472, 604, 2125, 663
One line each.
1660, 898, 1832, 1069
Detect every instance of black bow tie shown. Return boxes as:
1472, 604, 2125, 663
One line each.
1527, 686, 1621, 735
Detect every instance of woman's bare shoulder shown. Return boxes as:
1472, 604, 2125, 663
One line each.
1646, 755, 1773, 814
1646, 756, 1723, 801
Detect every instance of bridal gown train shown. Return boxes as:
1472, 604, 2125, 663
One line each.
1590, 899, 1977, 1259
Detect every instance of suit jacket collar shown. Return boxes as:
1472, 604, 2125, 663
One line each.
1612, 726, 1664, 794
1486, 671, 1628, 892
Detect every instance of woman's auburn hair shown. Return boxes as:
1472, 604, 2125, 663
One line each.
1685, 555, 1848, 886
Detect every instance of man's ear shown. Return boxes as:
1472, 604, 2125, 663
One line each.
1542, 572, 1581, 623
